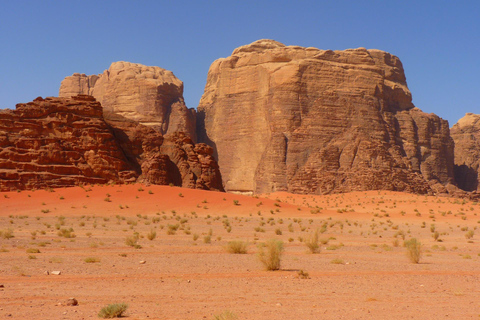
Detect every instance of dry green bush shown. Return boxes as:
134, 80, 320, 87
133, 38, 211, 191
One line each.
212, 310, 238, 320
257, 239, 284, 271
304, 229, 320, 253
405, 238, 422, 263
98, 303, 128, 318
226, 240, 248, 254
0, 229, 14, 239
147, 229, 156, 241
125, 234, 141, 249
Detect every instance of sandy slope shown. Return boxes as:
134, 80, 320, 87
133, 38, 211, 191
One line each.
0, 184, 479, 319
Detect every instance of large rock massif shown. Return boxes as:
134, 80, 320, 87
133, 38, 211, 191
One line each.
451, 113, 480, 192
0, 95, 223, 191
198, 39, 455, 195
60, 61, 196, 140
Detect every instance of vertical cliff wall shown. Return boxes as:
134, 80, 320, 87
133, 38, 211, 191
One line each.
197, 39, 455, 195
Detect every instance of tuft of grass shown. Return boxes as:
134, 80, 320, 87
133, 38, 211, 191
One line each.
26, 248, 40, 253
147, 229, 156, 241
98, 303, 128, 318
0, 229, 14, 239
203, 235, 212, 244
226, 240, 248, 254
57, 228, 76, 238
84, 257, 100, 263
304, 229, 320, 253
405, 238, 422, 264
257, 239, 284, 271
125, 234, 141, 249
331, 258, 345, 264
297, 269, 310, 279
212, 310, 238, 320
465, 230, 474, 239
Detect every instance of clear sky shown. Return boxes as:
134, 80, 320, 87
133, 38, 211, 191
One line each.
1, 1, 478, 126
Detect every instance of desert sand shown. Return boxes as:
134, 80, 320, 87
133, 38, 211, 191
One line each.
0, 184, 479, 319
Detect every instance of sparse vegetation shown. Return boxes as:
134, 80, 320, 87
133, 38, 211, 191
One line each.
405, 238, 422, 264
98, 303, 128, 318
304, 229, 320, 253
226, 240, 248, 254
212, 310, 238, 320
257, 239, 284, 271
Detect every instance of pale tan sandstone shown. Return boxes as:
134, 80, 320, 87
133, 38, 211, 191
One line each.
451, 113, 480, 191
59, 62, 196, 140
58, 73, 98, 97
197, 39, 454, 195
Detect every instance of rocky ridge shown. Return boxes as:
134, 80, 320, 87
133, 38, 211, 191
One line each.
198, 39, 455, 195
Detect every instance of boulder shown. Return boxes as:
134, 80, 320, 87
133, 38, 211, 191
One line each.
197, 39, 454, 195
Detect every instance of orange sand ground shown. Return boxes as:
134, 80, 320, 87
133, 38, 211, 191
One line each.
0, 184, 479, 319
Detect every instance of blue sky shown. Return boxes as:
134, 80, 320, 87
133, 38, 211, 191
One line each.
1, 1, 478, 126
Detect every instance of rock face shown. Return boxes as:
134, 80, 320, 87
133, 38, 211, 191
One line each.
451, 113, 480, 191
106, 113, 223, 191
59, 62, 196, 140
0, 95, 223, 191
0, 95, 136, 190
198, 39, 454, 195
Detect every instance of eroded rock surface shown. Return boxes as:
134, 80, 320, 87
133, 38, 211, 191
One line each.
60, 62, 196, 140
0, 96, 222, 191
451, 113, 480, 192
0, 95, 136, 190
198, 39, 455, 195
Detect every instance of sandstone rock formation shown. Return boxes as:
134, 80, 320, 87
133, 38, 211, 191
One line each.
0, 95, 136, 190
59, 62, 196, 140
0, 95, 223, 191
198, 39, 455, 195
451, 113, 480, 191
106, 113, 223, 191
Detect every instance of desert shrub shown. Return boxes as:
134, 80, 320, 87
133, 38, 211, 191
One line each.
84, 257, 100, 263
304, 229, 320, 253
405, 238, 422, 263
465, 230, 474, 239
125, 234, 141, 249
0, 229, 14, 239
147, 229, 156, 241
226, 240, 248, 254
257, 239, 284, 271
203, 235, 212, 243
98, 303, 128, 318
26, 248, 40, 253
297, 269, 310, 279
212, 310, 238, 320
57, 228, 76, 238
330, 258, 345, 264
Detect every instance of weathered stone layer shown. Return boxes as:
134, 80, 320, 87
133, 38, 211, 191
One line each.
198, 39, 455, 195
0, 96, 223, 191
451, 113, 480, 192
60, 62, 197, 140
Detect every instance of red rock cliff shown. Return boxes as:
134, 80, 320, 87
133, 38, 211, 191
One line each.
197, 39, 455, 195
0, 96, 223, 191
